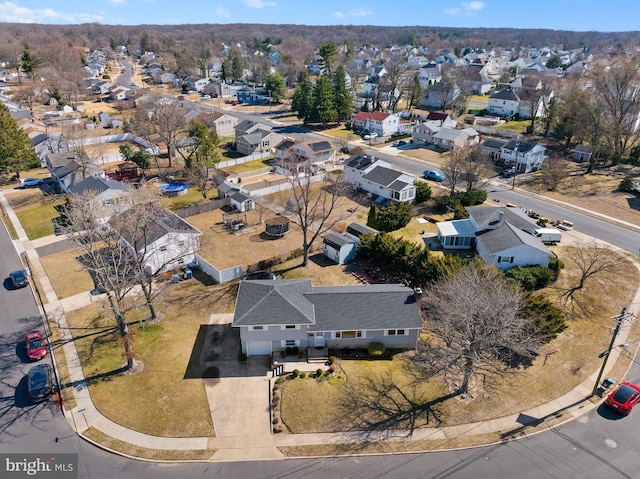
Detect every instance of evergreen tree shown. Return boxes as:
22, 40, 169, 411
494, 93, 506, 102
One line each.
221, 58, 232, 81
140, 31, 150, 53
333, 66, 353, 123
319, 43, 337, 74
265, 73, 286, 103
367, 204, 378, 230
231, 50, 244, 81
291, 77, 314, 124
313, 75, 337, 126
21, 43, 38, 83
0, 103, 39, 175
410, 75, 422, 109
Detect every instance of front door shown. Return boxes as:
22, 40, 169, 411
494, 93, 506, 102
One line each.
314, 332, 325, 347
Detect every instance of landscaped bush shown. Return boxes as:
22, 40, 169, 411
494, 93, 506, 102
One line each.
523, 293, 567, 341
287, 248, 304, 260
618, 175, 634, 192
328, 355, 337, 365
315, 368, 323, 378
367, 342, 386, 357
505, 265, 553, 291
415, 182, 432, 203
291, 369, 300, 378
373, 201, 413, 232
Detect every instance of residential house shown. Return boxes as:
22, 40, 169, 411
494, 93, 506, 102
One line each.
481, 138, 507, 161
116, 207, 202, 275
45, 151, 106, 193
418, 63, 442, 88
68, 176, 131, 222
435, 206, 553, 270
343, 153, 416, 204
500, 139, 546, 173
108, 86, 131, 102
183, 76, 209, 92
488, 89, 521, 117
237, 86, 269, 104
351, 111, 400, 137
426, 112, 457, 128
232, 279, 422, 356
421, 81, 460, 109
208, 112, 239, 137
412, 120, 442, 144
432, 128, 473, 151
235, 120, 282, 156
275, 139, 336, 175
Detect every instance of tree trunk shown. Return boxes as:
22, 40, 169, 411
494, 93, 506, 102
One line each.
460, 356, 474, 395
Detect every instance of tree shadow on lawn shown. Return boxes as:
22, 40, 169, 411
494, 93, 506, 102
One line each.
338, 368, 457, 445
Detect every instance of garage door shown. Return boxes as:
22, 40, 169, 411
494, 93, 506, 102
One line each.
247, 341, 272, 356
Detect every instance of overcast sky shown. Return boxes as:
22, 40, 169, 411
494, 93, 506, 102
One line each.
0, 0, 637, 32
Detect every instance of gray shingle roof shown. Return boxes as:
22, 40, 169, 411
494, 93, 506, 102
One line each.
502, 139, 540, 154
482, 138, 507, 149
490, 89, 520, 101
233, 280, 315, 326
305, 284, 421, 331
346, 222, 379, 237
232, 280, 421, 331
323, 232, 353, 249
115, 207, 201, 249
467, 206, 537, 231
475, 222, 549, 255
69, 176, 129, 195
362, 166, 403, 187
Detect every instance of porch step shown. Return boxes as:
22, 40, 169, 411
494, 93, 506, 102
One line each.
307, 357, 328, 364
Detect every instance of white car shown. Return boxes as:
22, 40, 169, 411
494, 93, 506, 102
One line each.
19, 178, 43, 188
201, 95, 211, 100
363, 132, 378, 140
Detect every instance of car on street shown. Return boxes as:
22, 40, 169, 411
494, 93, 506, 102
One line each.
606, 381, 640, 415
25, 331, 47, 361
392, 140, 407, 147
19, 177, 43, 188
423, 170, 445, 182
27, 364, 53, 403
9, 270, 29, 288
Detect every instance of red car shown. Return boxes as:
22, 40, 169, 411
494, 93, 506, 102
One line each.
25, 331, 47, 361
606, 381, 640, 415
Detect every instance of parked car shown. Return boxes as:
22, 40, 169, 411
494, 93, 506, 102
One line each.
201, 94, 211, 100
502, 167, 516, 178
25, 330, 47, 361
423, 170, 445, 182
19, 177, 43, 188
27, 364, 53, 403
9, 270, 29, 288
606, 381, 640, 415
363, 132, 378, 140
393, 140, 407, 147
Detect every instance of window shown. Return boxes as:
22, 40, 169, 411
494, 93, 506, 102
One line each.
397, 329, 405, 335
284, 325, 296, 329
342, 331, 357, 339
159, 245, 167, 252
251, 325, 264, 331
387, 329, 407, 336
335, 332, 341, 338
285, 340, 296, 347
388, 330, 396, 336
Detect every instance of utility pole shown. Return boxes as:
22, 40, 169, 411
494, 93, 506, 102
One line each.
592, 308, 633, 396
511, 136, 520, 190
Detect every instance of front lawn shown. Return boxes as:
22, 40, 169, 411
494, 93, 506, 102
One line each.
63, 280, 238, 437
10, 193, 66, 240
279, 247, 639, 436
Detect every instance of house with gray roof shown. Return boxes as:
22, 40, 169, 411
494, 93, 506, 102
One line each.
435, 206, 553, 270
115, 207, 202, 275
45, 151, 106, 193
232, 279, 422, 356
343, 153, 416, 204
274, 138, 337, 175
68, 176, 131, 221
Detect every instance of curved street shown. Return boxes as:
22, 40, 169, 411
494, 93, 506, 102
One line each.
2, 144, 640, 477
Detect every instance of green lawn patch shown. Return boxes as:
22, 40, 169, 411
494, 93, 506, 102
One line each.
15, 197, 66, 240
496, 120, 530, 133
222, 158, 272, 174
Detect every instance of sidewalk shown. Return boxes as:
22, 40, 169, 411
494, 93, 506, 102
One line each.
2, 188, 638, 462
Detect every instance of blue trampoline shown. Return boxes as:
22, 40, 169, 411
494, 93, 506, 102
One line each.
160, 182, 189, 197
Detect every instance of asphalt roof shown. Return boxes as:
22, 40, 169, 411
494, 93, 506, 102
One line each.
346, 154, 377, 170
467, 206, 537, 231
361, 165, 403, 187
490, 89, 520, 101
475, 222, 550, 255
232, 280, 422, 330
69, 176, 130, 195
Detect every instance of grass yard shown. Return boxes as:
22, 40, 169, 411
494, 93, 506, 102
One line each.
39, 249, 94, 299
221, 158, 272, 174
63, 279, 239, 437
279, 247, 639, 435
496, 120, 530, 133
279, 358, 452, 433
7, 189, 66, 240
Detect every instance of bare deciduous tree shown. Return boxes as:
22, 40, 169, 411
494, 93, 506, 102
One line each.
559, 242, 622, 315
441, 146, 490, 195
540, 155, 571, 191
276, 164, 354, 266
417, 261, 541, 396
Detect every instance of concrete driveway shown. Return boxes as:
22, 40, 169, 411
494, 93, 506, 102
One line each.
202, 314, 281, 460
